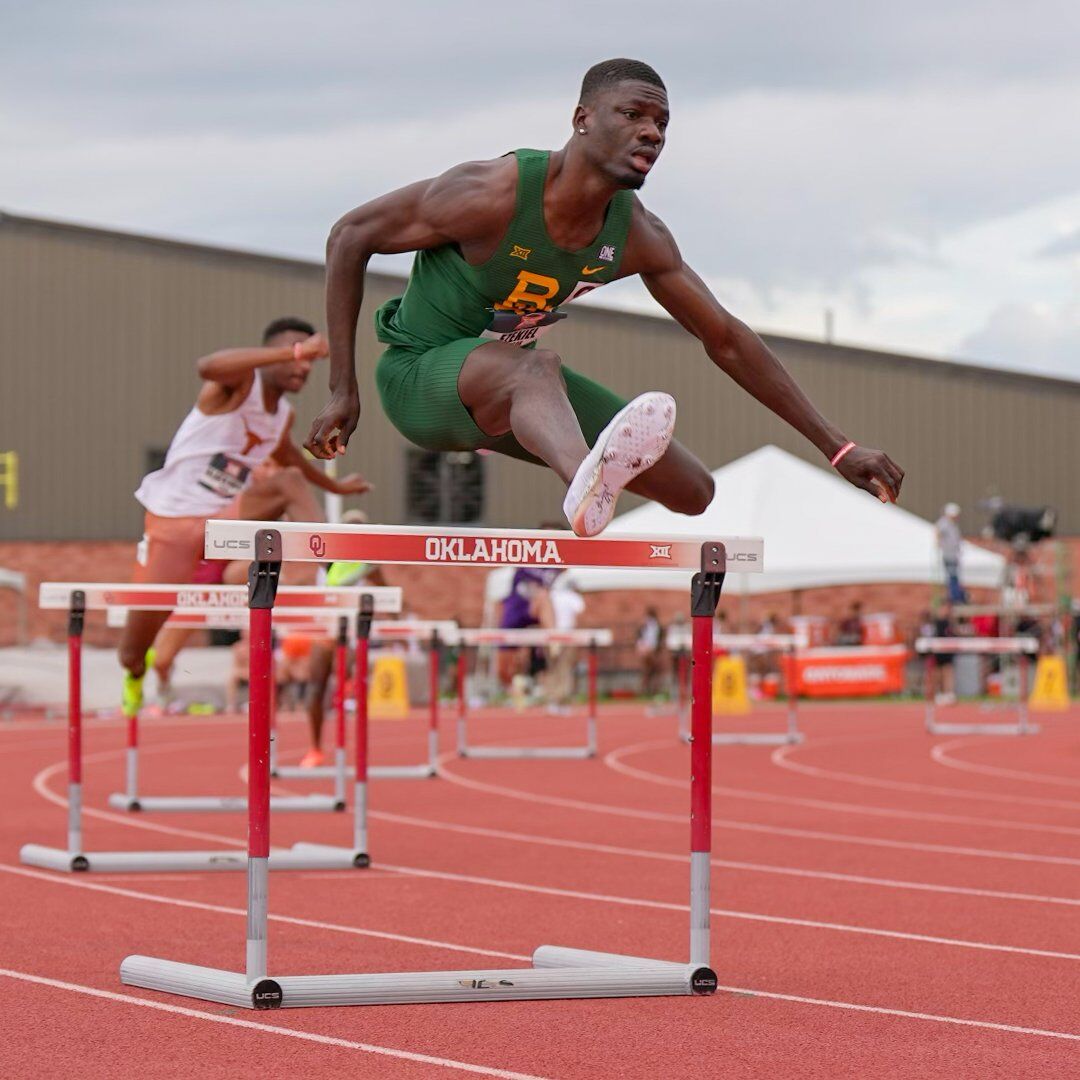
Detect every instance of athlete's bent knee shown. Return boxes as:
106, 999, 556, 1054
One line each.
518, 348, 564, 382
274, 465, 306, 492
667, 470, 714, 516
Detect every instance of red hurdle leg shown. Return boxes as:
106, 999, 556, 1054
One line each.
353, 596, 374, 855
67, 592, 86, 860
456, 645, 467, 756
690, 545, 725, 969
924, 653, 937, 732
587, 639, 599, 755
246, 533, 280, 982
333, 617, 348, 805
428, 631, 441, 772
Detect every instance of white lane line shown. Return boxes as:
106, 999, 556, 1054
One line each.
377, 862, 1080, 965
771, 737, 1080, 813
0, 863, 528, 962
0, 967, 549, 1080
29, 751, 1080, 964
604, 739, 1080, 840
7, 869, 1080, 1047
715, 982, 1080, 1044
369, 810, 1080, 910
931, 738, 1080, 788
436, 755, 1080, 869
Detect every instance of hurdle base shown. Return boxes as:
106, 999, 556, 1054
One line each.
120, 946, 716, 1009
710, 732, 804, 746
459, 746, 594, 760
19, 843, 367, 873
288, 842, 371, 869
273, 763, 435, 781
107, 793, 346, 813
926, 721, 1039, 736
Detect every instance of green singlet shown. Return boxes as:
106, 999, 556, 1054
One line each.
374, 148, 636, 463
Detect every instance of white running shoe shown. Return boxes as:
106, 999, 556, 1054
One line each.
562, 392, 676, 537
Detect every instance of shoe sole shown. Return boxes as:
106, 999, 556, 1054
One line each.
571, 392, 676, 537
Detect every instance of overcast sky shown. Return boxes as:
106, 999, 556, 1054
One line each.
4, 1, 1079, 379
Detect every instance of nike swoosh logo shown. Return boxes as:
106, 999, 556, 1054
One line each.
581, 265, 607, 276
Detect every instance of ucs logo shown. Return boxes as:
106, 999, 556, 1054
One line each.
309, 534, 327, 559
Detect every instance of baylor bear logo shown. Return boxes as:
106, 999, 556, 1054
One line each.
495, 271, 560, 312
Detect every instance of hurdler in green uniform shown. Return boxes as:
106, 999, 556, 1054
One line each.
375, 148, 632, 463
309, 59, 905, 537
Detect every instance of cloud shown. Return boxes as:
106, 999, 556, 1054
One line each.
959, 300, 1080, 378
1039, 228, 1080, 257
3, 0, 1080, 373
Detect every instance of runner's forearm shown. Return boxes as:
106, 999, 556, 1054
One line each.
706, 320, 848, 459
325, 222, 372, 397
196, 345, 293, 383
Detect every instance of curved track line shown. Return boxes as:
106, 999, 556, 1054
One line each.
33, 749, 1080, 959
771, 737, 1080, 813
931, 738, 1080, 787
436, 754, 1080, 869
379, 862, 1080, 964
606, 740, 1080, 839
0, 967, 548, 1080
0, 863, 527, 962
370, 810, 1080, 910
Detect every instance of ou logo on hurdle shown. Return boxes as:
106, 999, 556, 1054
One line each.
309, 534, 327, 559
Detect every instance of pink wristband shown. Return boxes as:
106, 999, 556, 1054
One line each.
830, 441, 857, 468
293, 341, 303, 362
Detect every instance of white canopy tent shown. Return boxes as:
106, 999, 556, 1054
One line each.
558, 445, 1005, 596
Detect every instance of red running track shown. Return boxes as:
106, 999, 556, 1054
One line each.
2, 700, 1080, 1078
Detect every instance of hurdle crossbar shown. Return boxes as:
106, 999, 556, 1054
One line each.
454, 628, 613, 759
916, 636, 1039, 735
21, 582, 399, 874
670, 632, 801, 745
118, 523, 755, 1008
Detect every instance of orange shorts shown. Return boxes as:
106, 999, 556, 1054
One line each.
135, 501, 240, 584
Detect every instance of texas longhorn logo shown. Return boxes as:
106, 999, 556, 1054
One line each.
649, 545, 673, 560
309, 534, 327, 559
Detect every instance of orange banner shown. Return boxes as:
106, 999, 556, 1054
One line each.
783, 646, 909, 697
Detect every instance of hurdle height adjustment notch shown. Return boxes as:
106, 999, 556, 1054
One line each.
249, 529, 283, 609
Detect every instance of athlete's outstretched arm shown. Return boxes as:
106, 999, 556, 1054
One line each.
633, 213, 903, 502
306, 164, 505, 459
196, 334, 328, 387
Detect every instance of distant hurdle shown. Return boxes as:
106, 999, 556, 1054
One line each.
20, 581, 401, 874
670, 628, 802, 745
454, 627, 613, 759
119, 520, 764, 1009
916, 636, 1039, 736
39, 583, 399, 814
275, 620, 460, 783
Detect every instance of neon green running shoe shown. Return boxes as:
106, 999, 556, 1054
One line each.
121, 648, 155, 718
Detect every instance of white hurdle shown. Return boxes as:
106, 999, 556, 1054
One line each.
670, 629, 802, 745
916, 636, 1040, 736
20, 582, 400, 874
454, 627, 613, 759
118, 520, 765, 1008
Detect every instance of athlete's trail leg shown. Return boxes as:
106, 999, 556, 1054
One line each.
624, 438, 715, 515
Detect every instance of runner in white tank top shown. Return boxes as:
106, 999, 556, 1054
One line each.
119, 316, 373, 719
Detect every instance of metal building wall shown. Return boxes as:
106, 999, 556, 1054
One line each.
2, 211, 1077, 541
